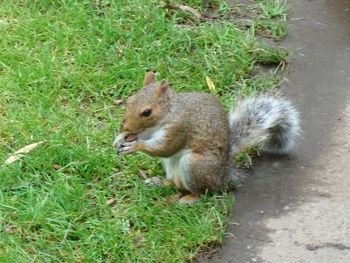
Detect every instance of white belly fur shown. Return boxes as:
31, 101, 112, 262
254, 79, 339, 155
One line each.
160, 149, 191, 191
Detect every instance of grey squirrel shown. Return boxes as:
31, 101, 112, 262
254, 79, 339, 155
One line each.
113, 72, 300, 204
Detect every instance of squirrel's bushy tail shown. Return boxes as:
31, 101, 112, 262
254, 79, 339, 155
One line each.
229, 96, 300, 155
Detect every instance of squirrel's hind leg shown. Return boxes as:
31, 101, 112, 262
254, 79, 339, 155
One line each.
161, 150, 227, 204
178, 151, 227, 194
175, 151, 227, 204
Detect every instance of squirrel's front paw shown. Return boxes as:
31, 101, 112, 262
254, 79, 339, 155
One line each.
113, 133, 126, 150
113, 133, 138, 155
117, 141, 137, 155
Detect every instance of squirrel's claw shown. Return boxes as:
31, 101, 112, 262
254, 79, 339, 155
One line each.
117, 141, 137, 155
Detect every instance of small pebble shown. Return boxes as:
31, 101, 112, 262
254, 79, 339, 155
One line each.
272, 162, 279, 167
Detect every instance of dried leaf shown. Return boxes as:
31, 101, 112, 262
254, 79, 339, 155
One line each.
138, 169, 148, 180
4, 224, 16, 234
114, 99, 124, 106
52, 163, 61, 170
174, 24, 193, 29
206, 76, 216, 91
164, 3, 206, 20
12, 141, 45, 155
106, 197, 116, 206
5, 155, 21, 164
5, 141, 46, 164
133, 233, 145, 247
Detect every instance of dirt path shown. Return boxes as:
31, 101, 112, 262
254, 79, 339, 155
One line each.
200, 0, 350, 262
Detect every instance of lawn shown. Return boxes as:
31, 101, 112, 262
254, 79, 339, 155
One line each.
0, 0, 287, 262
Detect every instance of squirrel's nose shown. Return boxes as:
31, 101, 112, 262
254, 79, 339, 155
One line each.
121, 119, 129, 132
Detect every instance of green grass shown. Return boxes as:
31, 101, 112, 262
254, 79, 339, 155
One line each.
0, 0, 287, 262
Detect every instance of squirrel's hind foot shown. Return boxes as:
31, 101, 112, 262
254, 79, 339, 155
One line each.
179, 194, 200, 205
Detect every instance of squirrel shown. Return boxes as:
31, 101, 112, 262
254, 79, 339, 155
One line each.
113, 72, 300, 204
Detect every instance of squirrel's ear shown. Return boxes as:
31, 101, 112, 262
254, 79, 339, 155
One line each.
143, 72, 156, 86
155, 80, 169, 98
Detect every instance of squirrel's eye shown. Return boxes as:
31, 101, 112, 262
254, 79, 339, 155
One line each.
141, 109, 152, 117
